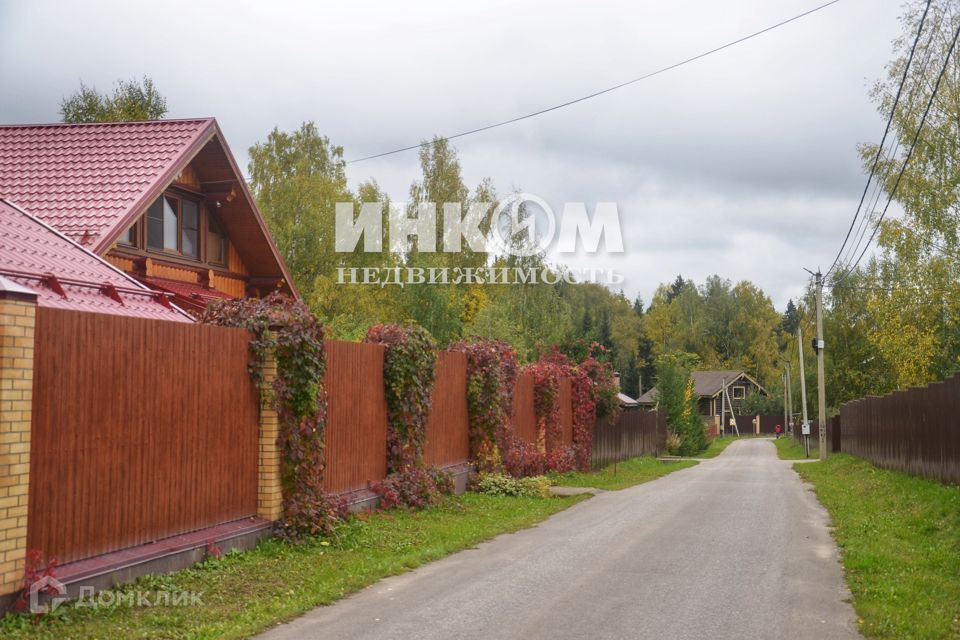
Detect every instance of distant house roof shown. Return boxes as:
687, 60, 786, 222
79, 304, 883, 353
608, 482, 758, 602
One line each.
0, 118, 296, 295
637, 370, 767, 405
0, 198, 192, 321
618, 392, 640, 408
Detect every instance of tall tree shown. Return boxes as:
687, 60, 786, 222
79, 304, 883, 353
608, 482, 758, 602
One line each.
400, 137, 493, 344
826, 0, 960, 397
248, 122, 400, 336
60, 76, 167, 123
633, 295, 645, 316
781, 299, 800, 335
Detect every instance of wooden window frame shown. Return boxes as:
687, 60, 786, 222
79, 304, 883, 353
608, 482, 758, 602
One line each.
732, 385, 746, 400
145, 191, 203, 263
205, 211, 229, 267
120, 190, 238, 272
117, 219, 141, 248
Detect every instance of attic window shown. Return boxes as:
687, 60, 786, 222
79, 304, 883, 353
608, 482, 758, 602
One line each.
118, 220, 138, 246
207, 215, 228, 264
146, 193, 200, 259
732, 386, 746, 399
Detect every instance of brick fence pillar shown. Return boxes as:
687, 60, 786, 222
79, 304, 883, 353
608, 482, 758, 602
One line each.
257, 350, 283, 522
0, 280, 37, 596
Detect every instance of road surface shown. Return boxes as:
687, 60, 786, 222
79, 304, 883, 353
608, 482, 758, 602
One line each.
259, 439, 859, 640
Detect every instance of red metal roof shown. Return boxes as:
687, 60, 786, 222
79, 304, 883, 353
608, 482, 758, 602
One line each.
140, 276, 234, 314
0, 119, 214, 248
0, 198, 193, 321
0, 118, 298, 299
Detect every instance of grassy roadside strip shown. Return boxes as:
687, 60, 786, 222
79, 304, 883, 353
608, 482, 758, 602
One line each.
699, 436, 737, 458
0, 493, 587, 640
793, 454, 960, 639
774, 436, 818, 460
550, 456, 697, 491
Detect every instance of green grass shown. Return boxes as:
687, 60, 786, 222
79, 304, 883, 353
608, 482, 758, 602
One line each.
698, 436, 738, 458
549, 456, 697, 491
794, 454, 960, 639
774, 436, 818, 460
0, 493, 587, 640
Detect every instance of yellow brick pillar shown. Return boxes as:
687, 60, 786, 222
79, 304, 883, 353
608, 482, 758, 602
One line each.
0, 280, 37, 596
257, 350, 283, 521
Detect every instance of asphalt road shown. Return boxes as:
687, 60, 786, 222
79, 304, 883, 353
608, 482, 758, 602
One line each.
259, 439, 860, 640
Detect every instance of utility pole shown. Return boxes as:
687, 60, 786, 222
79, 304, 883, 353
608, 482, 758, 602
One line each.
720, 376, 726, 437
782, 370, 788, 438
721, 376, 739, 438
814, 270, 827, 461
785, 364, 792, 435
723, 384, 740, 438
797, 328, 809, 458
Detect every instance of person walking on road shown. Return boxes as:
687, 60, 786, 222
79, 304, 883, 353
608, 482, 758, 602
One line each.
775, 424, 782, 439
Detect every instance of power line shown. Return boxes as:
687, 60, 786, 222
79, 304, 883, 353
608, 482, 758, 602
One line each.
826, 0, 933, 277
849, 14, 960, 271
346, 0, 843, 164
839, 5, 948, 272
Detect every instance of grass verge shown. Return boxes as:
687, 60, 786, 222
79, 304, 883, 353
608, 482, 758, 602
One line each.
0, 492, 587, 640
774, 436, 818, 460
549, 456, 697, 491
699, 436, 737, 458
794, 454, 960, 639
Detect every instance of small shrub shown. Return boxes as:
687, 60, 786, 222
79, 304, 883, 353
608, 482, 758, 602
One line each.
665, 432, 683, 455
501, 433, 575, 477
475, 473, 552, 498
372, 467, 454, 510
14, 550, 58, 622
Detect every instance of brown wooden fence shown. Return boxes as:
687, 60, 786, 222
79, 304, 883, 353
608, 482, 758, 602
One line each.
591, 409, 666, 469
424, 351, 469, 467
839, 374, 960, 484
28, 308, 259, 564
322, 340, 388, 494
510, 373, 538, 444
26, 311, 659, 567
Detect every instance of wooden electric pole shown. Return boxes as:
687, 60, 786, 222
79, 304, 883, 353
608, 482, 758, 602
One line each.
815, 270, 827, 461
785, 364, 792, 435
782, 370, 788, 437
797, 328, 809, 458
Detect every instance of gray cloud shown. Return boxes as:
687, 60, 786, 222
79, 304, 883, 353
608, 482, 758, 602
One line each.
0, 0, 903, 309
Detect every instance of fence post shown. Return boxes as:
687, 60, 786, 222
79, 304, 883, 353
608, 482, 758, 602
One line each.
0, 282, 37, 596
257, 348, 283, 522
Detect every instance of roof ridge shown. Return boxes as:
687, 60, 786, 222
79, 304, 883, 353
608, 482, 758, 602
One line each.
0, 117, 215, 129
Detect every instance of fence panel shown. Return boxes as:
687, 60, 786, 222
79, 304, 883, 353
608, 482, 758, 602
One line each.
28, 308, 259, 564
510, 373, 538, 444
840, 374, 959, 484
424, 351, 469, 467
591, 409, 664, 468
323, 340, 388, 493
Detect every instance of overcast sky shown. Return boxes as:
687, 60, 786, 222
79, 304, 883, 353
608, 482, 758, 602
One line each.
0, 0, 905, 309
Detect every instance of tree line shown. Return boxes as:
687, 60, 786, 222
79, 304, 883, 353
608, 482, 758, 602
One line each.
60, 0, 959, 418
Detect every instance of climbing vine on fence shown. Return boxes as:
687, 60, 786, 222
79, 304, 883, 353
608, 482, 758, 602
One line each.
580, 349, 621, 421
365, 323, 437, 473
525, 360, 565, 453
201, 293, 342, 539
450, 338, 519, 471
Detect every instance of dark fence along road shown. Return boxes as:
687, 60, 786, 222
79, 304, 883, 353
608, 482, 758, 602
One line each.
839, 374, 960, 484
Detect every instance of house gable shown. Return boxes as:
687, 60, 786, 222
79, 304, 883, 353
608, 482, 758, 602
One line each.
0, 119, 297, 308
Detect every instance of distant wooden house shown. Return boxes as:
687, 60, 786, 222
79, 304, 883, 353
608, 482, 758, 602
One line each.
636, 369, 767, 417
